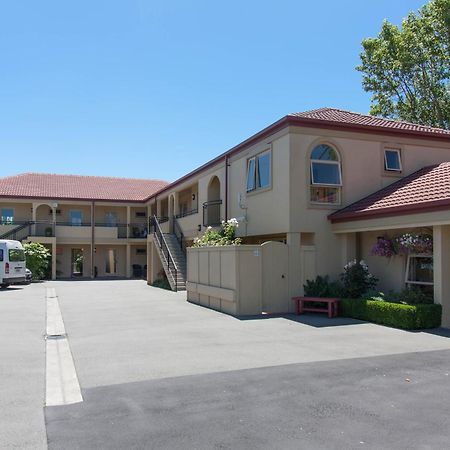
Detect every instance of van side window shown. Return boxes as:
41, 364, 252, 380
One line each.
0, 249, 3, 261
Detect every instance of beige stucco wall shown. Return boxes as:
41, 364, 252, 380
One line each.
93, 244, 127, 277
56, 244, 92, 278
94, 205, 127, 224
0, 201, 32, 222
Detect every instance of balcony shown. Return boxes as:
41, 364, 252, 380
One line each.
55, 221, 92, 239
129, 223, 148, 239
95, 223, 128, 239
175, 208, 198, 219
203, 200, 222, 227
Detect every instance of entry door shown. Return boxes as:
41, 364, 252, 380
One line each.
71, 248, 84, 277
261, 241, 289, 313
105, 249, 118, 275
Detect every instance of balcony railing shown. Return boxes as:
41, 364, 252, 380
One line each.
203, 200, 222, 227
175, 208, 198, 219
157, 216, 169, 224
129, 223, 148, 239
95, 222, 128, 238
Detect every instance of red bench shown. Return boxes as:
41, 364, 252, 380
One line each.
292, 296, 340, 318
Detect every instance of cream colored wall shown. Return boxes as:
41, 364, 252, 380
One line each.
93, 245, 127, 277
229, 132, 290, 237
0, 201, 32, 222
56, 204, 92, 224
95, 205, 127, 224
56, 244, 92, 278
359, 231, 408, 293
289, 128, 450, 281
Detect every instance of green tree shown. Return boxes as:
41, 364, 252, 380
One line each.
23, 242, 51, 280
357, 0, 450, 129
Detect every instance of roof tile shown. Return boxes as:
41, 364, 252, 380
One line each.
329, 163, 450, 222
0, 173, 168, 202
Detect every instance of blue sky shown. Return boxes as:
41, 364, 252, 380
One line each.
0, 0, 426, 182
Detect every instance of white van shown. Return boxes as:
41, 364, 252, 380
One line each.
0, 240, 27, 288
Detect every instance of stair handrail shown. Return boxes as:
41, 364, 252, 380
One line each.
173, 217, 185, 255
0, 221, 34, 240
151, 215, 178, 290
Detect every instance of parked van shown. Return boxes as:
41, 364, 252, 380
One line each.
0, 240, 26, 288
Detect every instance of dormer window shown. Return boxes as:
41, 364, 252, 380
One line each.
384, 148, 402, 172
310, 144, 342, 204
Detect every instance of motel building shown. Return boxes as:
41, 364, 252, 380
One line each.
2, 108, 450, 326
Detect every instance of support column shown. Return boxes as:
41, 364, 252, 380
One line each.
287, 232, 301, 311
126, 206, 131, 239
341, 232, 357, 266
146, 238, 151, 285
126, 244, 131, 278
433, 225, 450, 327
51, 240, 57, 280
91, 202, 95, 279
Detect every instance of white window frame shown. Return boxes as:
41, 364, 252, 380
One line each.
309, 145, 342, 205
246, 150, 272, 193
310, 160, 342, 187
384, 148, 402, 172
405, 254, 434, 287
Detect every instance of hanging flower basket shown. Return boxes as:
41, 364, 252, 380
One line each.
395, 233, 433, 255
370, 233, 433, 257
370, 237, 396, 257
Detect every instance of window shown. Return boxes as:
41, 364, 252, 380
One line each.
405, 255, 433, 287
0, 249, 3, 261
9, 249, 25, 262
310, 144, 342, 204
1, 208, 14, 224
135, 212, 146, 218
70, 210, 83, 226
384, 148, 402, 172
246, 151, 271, 192
136, 248, 146, 255
105, 212, 118, 227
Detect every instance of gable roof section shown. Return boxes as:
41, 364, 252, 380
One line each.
0, 173, 168, 202
146, 108, 450, 200
329, 163, 450, 223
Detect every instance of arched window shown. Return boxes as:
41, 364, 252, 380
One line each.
310, 144, 342, 204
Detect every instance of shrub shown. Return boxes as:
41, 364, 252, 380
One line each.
23, 242, 51, 280
387, 287, 434, 305
152, 278, 171, 290
341, 298, 441, 330
341, 260, 378, 298
303, 275, 344, 298
193, 218, 242, 247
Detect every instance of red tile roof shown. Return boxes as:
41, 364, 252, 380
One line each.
329, 163, 450, 223
289, 108, 450, 137
0, 173, 168, 202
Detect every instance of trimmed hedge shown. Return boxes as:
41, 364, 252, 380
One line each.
341, 298, 442, 330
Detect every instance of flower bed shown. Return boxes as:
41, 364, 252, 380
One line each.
340, 298, 441, 330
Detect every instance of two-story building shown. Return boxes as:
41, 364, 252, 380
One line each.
2, 108, 450, 324
0, 173, 167, 280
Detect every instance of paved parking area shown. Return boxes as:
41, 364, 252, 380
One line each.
2, 280, 450, 449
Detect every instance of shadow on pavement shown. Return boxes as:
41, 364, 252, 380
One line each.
236, 312, 364, 328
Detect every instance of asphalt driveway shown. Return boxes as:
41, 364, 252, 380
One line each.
2, 280, 450, 449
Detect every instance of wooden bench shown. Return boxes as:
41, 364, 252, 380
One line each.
292, 296, 339, 318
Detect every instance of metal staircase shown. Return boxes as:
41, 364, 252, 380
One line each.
0, 221, 34, 241
151, 216, 186, 291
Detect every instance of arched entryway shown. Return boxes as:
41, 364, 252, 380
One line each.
204, 176, 222, 226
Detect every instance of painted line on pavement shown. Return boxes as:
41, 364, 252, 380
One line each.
45, 288, 83, 407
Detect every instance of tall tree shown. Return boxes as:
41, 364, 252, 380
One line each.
357, 0, 450, 129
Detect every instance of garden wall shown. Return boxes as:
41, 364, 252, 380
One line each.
186, 241, 290, 316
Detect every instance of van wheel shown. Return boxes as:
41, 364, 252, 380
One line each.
0, 284, 9, 289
